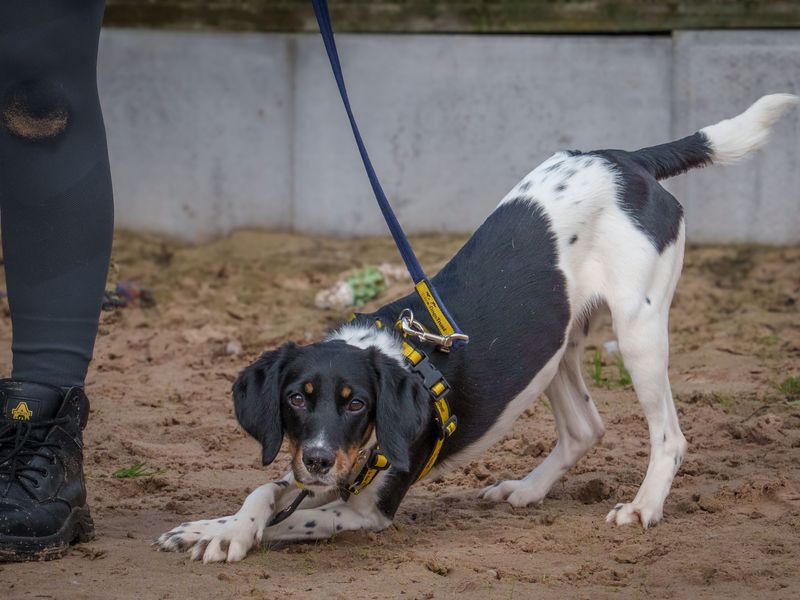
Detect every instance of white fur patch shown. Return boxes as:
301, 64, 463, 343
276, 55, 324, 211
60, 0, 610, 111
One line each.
326, 323, 404, 366
701, 93, 798, 164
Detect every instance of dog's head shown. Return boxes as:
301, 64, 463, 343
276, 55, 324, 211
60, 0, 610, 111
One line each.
232, 340, 430, 490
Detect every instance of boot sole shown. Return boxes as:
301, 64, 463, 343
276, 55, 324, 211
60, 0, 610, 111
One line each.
0, 505, 95, 562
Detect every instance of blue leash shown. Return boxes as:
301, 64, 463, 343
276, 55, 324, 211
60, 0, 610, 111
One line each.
310, 0, 468, 350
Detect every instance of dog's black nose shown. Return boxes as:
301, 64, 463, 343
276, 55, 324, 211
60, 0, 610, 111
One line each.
303, 448, 335, 474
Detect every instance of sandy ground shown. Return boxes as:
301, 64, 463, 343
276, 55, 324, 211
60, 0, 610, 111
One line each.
1, 230, 799, 600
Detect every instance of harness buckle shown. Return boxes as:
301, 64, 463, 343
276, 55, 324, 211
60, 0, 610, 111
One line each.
440, 414, 457, 439
345, 447, 390, 498
409, 356, 450, 399
399, 309, 469, 352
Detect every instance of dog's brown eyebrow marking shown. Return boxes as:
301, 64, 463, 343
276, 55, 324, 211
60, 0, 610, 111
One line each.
304, 382, 314, 394
340, 385, 352, 399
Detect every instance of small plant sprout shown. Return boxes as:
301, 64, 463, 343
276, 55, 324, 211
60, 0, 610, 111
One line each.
112, 462, 165, 478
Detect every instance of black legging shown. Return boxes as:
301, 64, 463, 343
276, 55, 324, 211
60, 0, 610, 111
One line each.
0, 1, 113, 388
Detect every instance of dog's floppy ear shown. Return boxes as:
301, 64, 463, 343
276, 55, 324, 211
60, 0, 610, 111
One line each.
232, 342, 297, 466
371, 349, 430, 472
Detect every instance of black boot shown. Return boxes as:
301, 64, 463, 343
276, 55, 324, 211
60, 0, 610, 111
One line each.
0, 380, 94, 561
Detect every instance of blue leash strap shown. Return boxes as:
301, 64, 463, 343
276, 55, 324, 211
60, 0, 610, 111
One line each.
310, 0, 467, 350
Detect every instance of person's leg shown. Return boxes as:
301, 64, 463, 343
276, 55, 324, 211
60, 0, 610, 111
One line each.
0, 0, 113, 562
0, 0, 113, 387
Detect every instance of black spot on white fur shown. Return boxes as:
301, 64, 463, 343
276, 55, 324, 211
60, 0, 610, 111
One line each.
305, 521, 316, 528
569, 235, 578, 245
555, 183, 567, 193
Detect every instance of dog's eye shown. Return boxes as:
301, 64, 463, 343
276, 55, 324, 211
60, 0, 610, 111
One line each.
346, 398, 365, 412
288, 393, 306, 408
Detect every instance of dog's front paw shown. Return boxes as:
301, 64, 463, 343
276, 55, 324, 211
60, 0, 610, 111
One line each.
479, 480, 546, 507
155, 515, 261, 563
605, 502, 662, 529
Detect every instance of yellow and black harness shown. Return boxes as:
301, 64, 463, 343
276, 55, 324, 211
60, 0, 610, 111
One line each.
342, 313, 458, 498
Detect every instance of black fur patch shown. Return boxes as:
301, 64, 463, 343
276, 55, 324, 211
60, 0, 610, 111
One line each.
569, 235, 578, 245
555, 183, 567, 193
305, 521, 316, 528
590, 150, 684, 253
628, 132, 712, 181
372, 200, 570, 519
377, 201, 569, 461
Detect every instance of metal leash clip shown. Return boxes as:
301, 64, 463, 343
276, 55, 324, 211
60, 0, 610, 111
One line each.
399, 309, 469, 352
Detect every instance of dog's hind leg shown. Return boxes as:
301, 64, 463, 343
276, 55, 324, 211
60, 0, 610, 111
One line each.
481, 323, 605, 507
604, 228, 687, 529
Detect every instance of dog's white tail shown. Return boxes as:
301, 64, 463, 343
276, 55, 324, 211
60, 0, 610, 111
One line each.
701, 93, 799, 164
630, 93, 798, 180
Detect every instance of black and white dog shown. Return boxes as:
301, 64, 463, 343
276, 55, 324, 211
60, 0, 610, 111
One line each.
156, 94, 796, 563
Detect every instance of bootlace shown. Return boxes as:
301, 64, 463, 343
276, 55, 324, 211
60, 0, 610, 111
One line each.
0, 417, 69, 495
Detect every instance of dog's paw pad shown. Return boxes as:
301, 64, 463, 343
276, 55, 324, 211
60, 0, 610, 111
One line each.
605, 502, 661, 528
506, 487, 546, 508
479, 480, 526, 503
202, 537, 230, 563
155, 516, 260, 562
155, 522, 210, 552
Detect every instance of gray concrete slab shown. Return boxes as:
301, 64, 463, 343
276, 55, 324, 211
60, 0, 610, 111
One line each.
96, 28, 800, 243
672, 30, 800, 244
98, 29, 293, 240
293, 34, 672, 236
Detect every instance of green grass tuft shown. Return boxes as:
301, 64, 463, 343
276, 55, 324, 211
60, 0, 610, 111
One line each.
346, 266, 387, 307
588, 350, 633, 388
590, 350, 604, 386
112, 462, 165, 478
616, 358, 632, 386
776, 376, 800, 402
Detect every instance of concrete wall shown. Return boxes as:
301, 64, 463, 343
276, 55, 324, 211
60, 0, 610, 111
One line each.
98, 29, 800, 243
672, 31, 800, 244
